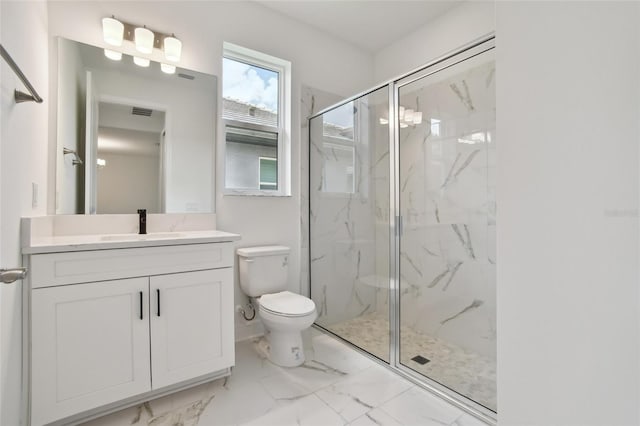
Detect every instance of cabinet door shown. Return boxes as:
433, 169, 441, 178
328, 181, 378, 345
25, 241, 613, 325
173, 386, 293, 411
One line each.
150, 268, 234, 389
31, 278, 151, 426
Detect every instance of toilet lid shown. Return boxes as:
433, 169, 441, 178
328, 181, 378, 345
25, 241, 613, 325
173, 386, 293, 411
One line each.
259, 291, 316, 316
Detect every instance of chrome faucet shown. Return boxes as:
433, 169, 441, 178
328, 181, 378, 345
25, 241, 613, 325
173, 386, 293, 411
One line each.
137, 209, 147, 234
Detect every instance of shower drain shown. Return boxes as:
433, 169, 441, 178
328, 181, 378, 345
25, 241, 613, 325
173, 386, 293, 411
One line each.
411, 355, 430, 365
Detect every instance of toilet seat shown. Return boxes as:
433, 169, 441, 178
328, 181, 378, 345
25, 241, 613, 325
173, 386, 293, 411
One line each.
259, 291, 316, 317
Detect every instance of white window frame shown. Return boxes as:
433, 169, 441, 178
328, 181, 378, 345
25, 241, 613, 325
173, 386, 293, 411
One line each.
222, 42, 291, 197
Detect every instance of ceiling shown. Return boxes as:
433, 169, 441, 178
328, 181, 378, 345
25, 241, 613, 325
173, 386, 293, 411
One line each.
256, 0, 463, 52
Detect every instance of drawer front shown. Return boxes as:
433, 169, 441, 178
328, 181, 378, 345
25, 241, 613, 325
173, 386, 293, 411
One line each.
30, 243, 234, 288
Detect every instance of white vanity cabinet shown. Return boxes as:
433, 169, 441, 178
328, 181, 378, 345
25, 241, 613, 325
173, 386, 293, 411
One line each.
24, 239, 238, 426
31, 277, 152, 426
149, 268, 233, 389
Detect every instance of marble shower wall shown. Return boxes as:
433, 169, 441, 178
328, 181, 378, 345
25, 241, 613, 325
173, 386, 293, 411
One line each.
300, 86, 343, 298
308, 87, 391, 343
398, 57, 496, 359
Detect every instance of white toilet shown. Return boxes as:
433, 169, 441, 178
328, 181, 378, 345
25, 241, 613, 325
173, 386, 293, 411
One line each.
237, 245, 317, 367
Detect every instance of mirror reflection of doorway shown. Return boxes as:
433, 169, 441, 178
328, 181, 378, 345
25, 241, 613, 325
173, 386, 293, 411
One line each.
96, 101, 166, 214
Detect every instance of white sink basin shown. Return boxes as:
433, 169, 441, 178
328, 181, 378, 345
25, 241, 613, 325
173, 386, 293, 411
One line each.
100, 232, 185, 242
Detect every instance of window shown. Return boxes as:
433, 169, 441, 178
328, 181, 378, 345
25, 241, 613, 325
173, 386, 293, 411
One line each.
222, 42, 291, 195
259, 157, 277, 190
321, 101, 356, 194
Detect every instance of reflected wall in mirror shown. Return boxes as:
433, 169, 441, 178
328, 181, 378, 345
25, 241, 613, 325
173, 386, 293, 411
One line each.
55, 38, 217, 214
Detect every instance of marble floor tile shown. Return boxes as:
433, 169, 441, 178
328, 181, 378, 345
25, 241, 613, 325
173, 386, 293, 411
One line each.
81, 332, 492, 426
348, 408, 403, 426
196, 379, 278, 426
378, 386, 463, 426
225, 339, 280, 387
239, 394, 345, 426
315, 365, 413, 422
306, 331, 377, 375
451, 413, 491, 426
259, 357, 347, 400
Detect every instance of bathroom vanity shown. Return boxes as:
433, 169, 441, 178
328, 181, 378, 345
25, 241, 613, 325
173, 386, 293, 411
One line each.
21, 215, 240, 426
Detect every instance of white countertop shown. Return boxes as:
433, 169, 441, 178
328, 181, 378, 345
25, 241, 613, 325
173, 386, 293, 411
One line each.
23, 230, 241, 254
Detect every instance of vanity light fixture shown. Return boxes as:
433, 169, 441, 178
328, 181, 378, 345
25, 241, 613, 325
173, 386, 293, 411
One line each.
101, 16, 183, 66
133, 56, 150, 67
378, 107, 423, 127
102, 16, 124, 46
404, 109, 414, 123
104, 49, 122, 61
134, 26, 154, 54
97, 158, 107, 167
160, 63, 176, 74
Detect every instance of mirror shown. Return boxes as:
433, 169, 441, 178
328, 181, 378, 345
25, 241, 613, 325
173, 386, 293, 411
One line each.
55, 38, 217, 214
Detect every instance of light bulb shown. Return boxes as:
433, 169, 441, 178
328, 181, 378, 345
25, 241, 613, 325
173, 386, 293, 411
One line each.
161, 63, 176, 74
104, 49, 122, 61
133, 56, 150, 67
102, 17, 124, 46
163, 35, 182, 62
404, 109, 414, 123
135, 26, 154, 54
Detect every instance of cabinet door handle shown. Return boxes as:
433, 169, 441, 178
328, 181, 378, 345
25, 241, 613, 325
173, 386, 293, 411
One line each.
156, 289, 161, 317
139, 291, 143, 320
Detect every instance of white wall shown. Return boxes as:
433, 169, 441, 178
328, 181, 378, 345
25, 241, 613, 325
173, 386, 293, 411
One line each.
47, 1, 373, 340
97, 150, 160, 214
496, 2, 640, 424
0, 2, 49, 425
373, 1, 494, 84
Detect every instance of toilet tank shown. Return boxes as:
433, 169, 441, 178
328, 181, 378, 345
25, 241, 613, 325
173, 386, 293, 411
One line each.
237, 246, 290, 297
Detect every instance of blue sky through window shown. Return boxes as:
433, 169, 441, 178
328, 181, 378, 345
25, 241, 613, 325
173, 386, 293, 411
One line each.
223, 57, 279, 113
323, 101, 353, 129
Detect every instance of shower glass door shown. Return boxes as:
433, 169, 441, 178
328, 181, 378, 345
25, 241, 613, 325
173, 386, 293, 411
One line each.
308, 37, 495, 418
396, 49, 496, 411
309, 87, 390, 362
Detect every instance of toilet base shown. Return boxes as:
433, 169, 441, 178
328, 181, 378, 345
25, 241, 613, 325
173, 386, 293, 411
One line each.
266, 330, 306, 367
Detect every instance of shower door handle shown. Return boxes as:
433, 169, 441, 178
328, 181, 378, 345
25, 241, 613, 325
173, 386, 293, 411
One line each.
396, 215, 403, 237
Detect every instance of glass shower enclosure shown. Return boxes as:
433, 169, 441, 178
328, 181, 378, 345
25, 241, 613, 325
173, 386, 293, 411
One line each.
309, 37, 496, 419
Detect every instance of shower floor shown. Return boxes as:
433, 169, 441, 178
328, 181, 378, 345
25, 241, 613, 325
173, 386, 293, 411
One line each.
326, 311, 497, 412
